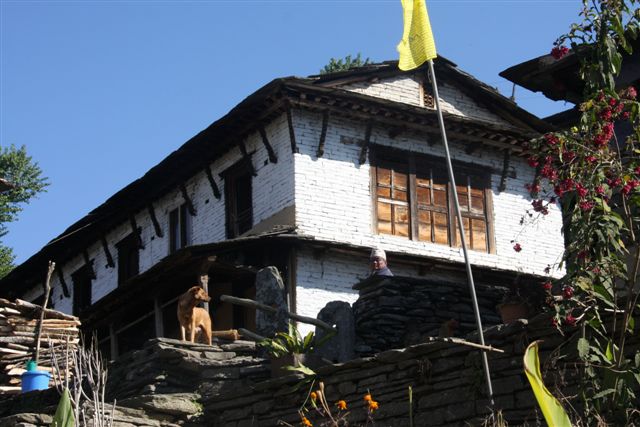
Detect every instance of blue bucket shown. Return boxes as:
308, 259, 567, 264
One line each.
21, 370, 51, 393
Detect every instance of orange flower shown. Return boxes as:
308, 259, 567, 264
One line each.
301, 416, 312, 426
363, 393, 372, 403
368, 400, 379, 412
310, 391, 317, 401
336, 400, 347, 410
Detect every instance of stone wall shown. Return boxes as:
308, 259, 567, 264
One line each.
352, 276, 506, 355
106, 338, 269, 401
200, 314, 570, 426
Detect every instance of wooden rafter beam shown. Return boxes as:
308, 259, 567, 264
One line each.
498, 149, 511, 193
316, 110, 330, 158
204, 165, 222, 199
129, 215, 144, 249
83, 250, 96, 279
56, 265, 70, 298
258, 126, 277, 163
100, 235, 115, 268
285, 100, 298, 154
147, 203, 163, 238
238, 141, 257, 176
358, 120, 373, 165
179, 183, 197, 216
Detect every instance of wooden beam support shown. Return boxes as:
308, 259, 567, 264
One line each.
238, 141, 257, 176
285, 101, 298, 154
198, 255, 216, 313
316, 110, 330, 158
358, 120, 373, 165
179, 183, 197, 216
388, 126, 404, 139
100, 235, 115, 268
56, 265, 70, 298
109, 323, 118, 360
147, 203, 163, 238
204, 165, 222, 199
259, 126, 278, 163
83, 250, 96, 279
129, 215, 144, 249
498, 149, 511, 193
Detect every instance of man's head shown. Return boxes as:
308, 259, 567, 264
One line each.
370, 247, 387, 271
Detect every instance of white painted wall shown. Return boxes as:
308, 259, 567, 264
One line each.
35, 114, 295, 315
292, 108, 564, 280
340, 74, 510, 126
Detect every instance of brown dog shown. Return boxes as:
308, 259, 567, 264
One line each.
177, 286, 212, 345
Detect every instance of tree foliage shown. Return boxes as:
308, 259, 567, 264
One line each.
525, 1, 640, 424
0, 145, 49, 278
319, 53, 372, 74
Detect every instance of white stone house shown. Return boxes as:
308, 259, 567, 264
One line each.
0, 59, 564, 357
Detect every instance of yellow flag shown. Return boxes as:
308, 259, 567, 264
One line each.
397, 0, 437, 71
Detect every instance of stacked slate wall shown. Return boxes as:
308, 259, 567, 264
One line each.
352, 276, 507, 355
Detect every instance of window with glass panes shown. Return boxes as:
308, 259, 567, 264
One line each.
372, 148, 494, 253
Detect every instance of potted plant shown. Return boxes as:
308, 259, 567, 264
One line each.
497, 284, 530, 324
258, 324, 324, 377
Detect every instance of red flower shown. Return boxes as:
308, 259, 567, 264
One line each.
585, 155, 598, 163
544, 133, 560, 145
513, 243, 522, 252
595, 185, 606, 195
562, 150, 576, 162
608, 177, 622, 188
551, 317, 559, 327
551, 45, 569, 59
527, 157, 539, 168
543, 281, 553, 291
531, 199, 549, 215
575, 183, 588, 198
563, 286, 574, 299
622, 111, 630, 120
635, 166, 640, 176
541, 165, 558, 180
554, 185, 565, 197
565, 314, 577, 327
608, 97, 618, 107
600, 108, 612, 121
579, 200, 595, 211
623, 86, 637, 100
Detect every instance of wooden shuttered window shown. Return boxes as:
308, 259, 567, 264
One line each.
373, 149, 494, 253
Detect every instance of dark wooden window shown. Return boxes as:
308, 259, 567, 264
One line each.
224, 161, 253, 238
72, 266, 93, 316
117, 233, 140, 286
169, 203, 192, 253
372, 148, 494, 253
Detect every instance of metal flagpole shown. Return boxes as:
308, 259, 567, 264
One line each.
427, 59, 495, 404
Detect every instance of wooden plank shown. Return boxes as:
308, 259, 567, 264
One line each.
147, 203, 164, 238
204, 165, 222, 200
179, 183, 197, 216
83, 250, 96, 279
259, 126, 278, 163
316, 110, 329, 158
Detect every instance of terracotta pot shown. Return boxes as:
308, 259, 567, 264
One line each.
497, 302, 530, 324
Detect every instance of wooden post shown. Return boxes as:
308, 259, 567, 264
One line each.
109, 323, 118, 360
34, 261, 56, 366
199, 274, 210, 313
154, 297, 164, 338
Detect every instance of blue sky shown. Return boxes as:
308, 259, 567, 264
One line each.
1, 0, 579, 265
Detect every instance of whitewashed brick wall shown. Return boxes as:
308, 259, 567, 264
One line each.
35, 114, 295, 316
292, 109, 564, 280
340, 74, 510, 126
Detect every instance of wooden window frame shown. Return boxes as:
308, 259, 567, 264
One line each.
169, 203, 192, 254
371, 147, 495, 254
223, 160, 254, 239
116, 233, 140, 286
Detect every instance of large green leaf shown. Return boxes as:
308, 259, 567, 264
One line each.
524, 341, 572, 427
50, 388, 75, 427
